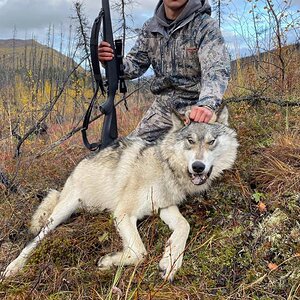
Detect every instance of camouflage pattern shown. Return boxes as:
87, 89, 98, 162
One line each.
129, 93, 200, 142
124, 11, 230, 142
129, 94, 173, 142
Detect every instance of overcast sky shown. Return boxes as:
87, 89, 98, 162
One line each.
0, 0, 299, 58
0, 0, 157, 39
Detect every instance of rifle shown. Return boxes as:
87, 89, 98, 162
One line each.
82, 0, 127, 151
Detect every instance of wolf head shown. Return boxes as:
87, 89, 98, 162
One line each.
160, 107, 238, 192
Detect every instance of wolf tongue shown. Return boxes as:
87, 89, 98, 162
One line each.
191, 174, 206, 185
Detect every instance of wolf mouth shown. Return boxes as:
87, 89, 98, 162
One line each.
189, 166, 213, 185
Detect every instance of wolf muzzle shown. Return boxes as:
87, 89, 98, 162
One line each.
189, 162, 213, 185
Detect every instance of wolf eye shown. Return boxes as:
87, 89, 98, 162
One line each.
187, 138, 195, 145
207, 139, 215, 145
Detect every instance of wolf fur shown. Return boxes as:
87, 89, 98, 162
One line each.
2, 107, 238, 281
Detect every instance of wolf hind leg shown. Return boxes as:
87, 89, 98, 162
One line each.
159, 205, 190, 282
30, 189, 60, 236
98, 214, 147, 269
1, 191, 80, 279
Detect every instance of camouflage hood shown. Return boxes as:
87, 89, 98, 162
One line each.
155, 0, 211, 28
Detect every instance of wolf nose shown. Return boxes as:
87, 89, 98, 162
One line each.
192, 161, 205, 173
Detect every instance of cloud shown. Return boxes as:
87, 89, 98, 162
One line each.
0, 0, 74, 30
291, 0, 300, 7
83, 0, 158, 29
0, 0, 158, 40
0, 0, 77, 43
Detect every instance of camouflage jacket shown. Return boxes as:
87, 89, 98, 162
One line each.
123, 10, 230, 111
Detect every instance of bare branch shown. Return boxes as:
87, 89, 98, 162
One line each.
34, 80, 151, 158
224, 95, 300, 107
15, 56, 88, 157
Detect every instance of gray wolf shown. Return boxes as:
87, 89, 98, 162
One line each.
1, 107, 238, 281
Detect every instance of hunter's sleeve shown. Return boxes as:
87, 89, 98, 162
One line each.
123, 23, 151, 79
196, 18, 230, 111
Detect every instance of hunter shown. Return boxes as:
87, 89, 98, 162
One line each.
98, 0, 230, 142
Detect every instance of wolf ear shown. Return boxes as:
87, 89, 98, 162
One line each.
216, 106, 229, 126
171, 110, 186, 131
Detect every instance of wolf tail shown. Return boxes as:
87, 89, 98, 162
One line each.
30, 189, 61, 236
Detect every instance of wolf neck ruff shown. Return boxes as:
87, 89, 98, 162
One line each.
82, 0, 127, 151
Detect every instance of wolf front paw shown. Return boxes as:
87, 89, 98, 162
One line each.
97, 252, 118, 270
159, 254, 182, 282
97, 250, 146, 270
1, 256, 26, 279
159, 240, 184, 282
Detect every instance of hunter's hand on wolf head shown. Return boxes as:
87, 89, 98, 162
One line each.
189, 106, 215, 123
98, 41, 114, 63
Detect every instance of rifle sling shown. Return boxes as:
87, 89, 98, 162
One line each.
81, 9, 105, 151
90, 9, 105, 95
82, 85, 101, 151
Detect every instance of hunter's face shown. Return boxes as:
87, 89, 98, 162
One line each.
163, 0, 188, 13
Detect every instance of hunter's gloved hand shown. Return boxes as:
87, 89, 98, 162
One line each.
98, 41, 114, 63
189, 106, 216, 123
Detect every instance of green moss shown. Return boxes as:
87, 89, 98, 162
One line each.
28, 233, 81, 269
48, 291, 74, 300
188, 226, 245, 291
0, 281, 30, 297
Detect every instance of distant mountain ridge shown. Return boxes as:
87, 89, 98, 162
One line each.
0, 38, 79, 72
0, 38, 85, 90
0, 39, 38, 47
